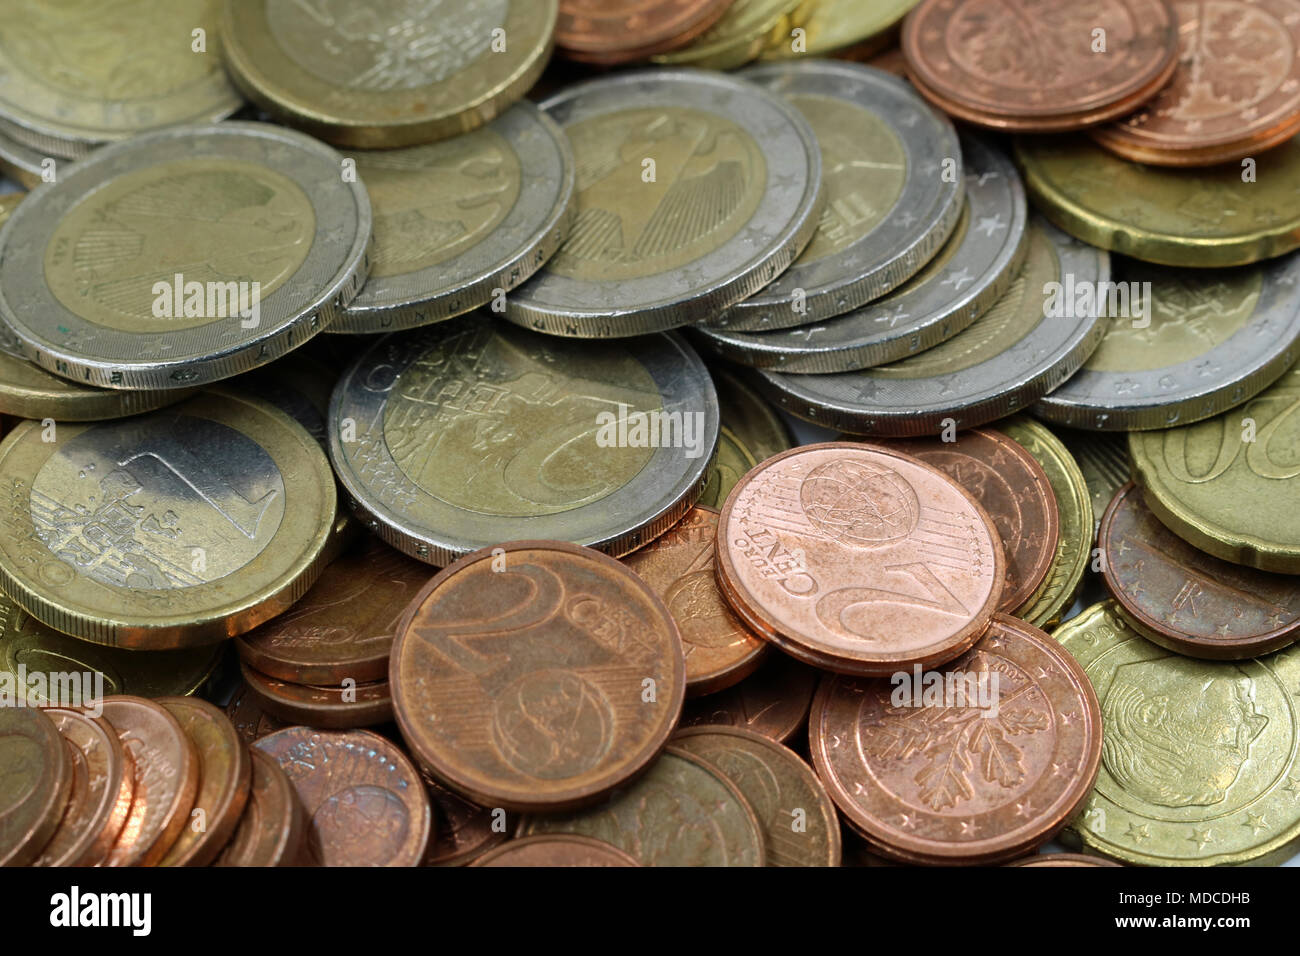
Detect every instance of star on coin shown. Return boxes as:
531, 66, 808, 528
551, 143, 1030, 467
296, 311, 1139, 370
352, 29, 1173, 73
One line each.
975, 214, 1005, 236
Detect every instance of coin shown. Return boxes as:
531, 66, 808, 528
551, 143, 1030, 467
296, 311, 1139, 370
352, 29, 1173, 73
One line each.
0, 390, 338, 648
225, 682, 290, 746
214, 748, 308, 867
334, 104, 575, 334
504, 70, 822, 337
1091, 0, 1300, 166
556, 0, 733, 64
1007, 852, 1120, 867
254, 727, 431, 866
749, 216, 1108, 436
0, 705, 72, 866
1016, 135, 1300, 267
1057, 600, 1300, 866
33, 709, 133, 867
695, 133, 1025, 371
698, 426, 759, 509
679, 651, 819, 743
1100, 483, 1300, 659
0, 125, 45, 189
0, 122, 372, 391
1060, 428, 1130, 534
716, 442, 1004, 675
0, 0, 241, 158
652, 0, 812, 70
813, 614, 1102, 865
623, 506, 768, 696
1129, 356, 1300, 573
222, 0, 556, 147
100, 695, 200, 867
329, 318, 718, 565
391, 541, 686, 811
902, 0, 1178, 132
999, 416, 1092, 629
156, 696, 251, 867
239, 662, 395, 729
673, 725, 841, 866
881, 428, 1060, 615
422, 773, 507, 866
702, 61, 962, 331
237, 537, 431, 685
520, 746, 765, 865
763, 0, 917, 59
470, 833, 641, 866
711, 366, 793, 462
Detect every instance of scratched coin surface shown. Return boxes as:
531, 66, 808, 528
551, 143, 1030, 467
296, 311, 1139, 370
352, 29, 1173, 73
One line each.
812, 614, 1102, 865
623, 506, 769, 696
673, 725, 842, 866
223, 0, 556, 147
556, 0, 733, 64
652, 0, 810, 69
214, 748, 307, 867
902, 0, 1178, 131
329, 318, 718, 565
470, 833, 641, 866
335, 103, 575, 334
504, 70, 822, 337
255, 727, 432, 866
1058, 601, 1300, 866
1129, 356, 1300, 573
422, 772, 507, 866
1100, 483, 1300, 659
391, 541, 686, 811
0, 390, 337, 649
239, 661, 395, 729
679, 651, 820, 743
0, 705, 72, 866
100, 695, 200, 868
1092, 0, 1300, 166
0, 123, 372, 391
520, 746, 765, 865
716, 442, 1004, 675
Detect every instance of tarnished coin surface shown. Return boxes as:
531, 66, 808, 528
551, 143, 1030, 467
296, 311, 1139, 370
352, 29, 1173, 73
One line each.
214, 748, 307, 868
470, 833, 640, 867
0, 705, 72, 867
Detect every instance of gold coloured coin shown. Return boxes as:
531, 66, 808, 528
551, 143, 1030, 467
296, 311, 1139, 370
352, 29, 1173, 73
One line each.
653, 0, 812, 70
762, 0, 918, 59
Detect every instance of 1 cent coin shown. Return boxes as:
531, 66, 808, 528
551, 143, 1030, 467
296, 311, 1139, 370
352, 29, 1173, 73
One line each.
469, 833, 640, 867
214, 749, 308, 868
679, 651, 820, 744
0, 705, 72, 866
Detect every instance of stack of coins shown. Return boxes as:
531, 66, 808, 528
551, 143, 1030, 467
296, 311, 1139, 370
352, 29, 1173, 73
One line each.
2, 0, 1299, 869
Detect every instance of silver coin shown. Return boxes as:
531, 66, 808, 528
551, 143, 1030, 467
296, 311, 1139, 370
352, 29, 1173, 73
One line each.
334, 102, 576, 334
706, 61, 963, 332
328, 315, 719, 565
749, 216, 1108, 436
0, 122, 372, 391
694, 135, 1026, 372
503, 69, 822, 338
1034, 253, 1300, 431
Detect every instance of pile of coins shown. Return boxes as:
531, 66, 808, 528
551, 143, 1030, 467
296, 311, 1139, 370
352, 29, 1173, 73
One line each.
1, 0, 1298, 868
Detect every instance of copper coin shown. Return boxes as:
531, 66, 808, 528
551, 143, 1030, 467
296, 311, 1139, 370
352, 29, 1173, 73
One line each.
1092, 0, 1300, 165
623, 505, 769, 697
716, 442, 1004, 676
1100, 482, 1300, 659
33, 710, 133, 867
236, 537, 431, 685
215, 749, 308, 867
469, 833, 640, 867
1008, 852, 1121, 867
421, 772, 507, 866
0, 706, 72, 866
902, 0, 1179, 131
881, 429, 1060, 614
254, 727, 432, 867
226, 681, 290, 745
156, 697, 252, 867
810, 614, 1102, 865
239, 660, 394, 729
100, 695, 200, 868
679, 651, 819, 744
556, 0, 734, 65
391, 540, 686, 813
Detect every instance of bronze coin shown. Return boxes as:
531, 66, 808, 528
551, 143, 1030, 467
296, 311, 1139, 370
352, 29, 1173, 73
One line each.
0, 705, 72, 866
255, 727, 432, 867
810, 614, 1102, 866
156, 697, 252, 867
226, 681, 291, 746
881, 429, 1060, 614
421, 772, 507, 867
469, 833, 640, 867
716, 442, 1004, 676
679, 651, 819, 744
902, 0, 1179, 131
100, 695, 200, 868
34, 709, 133, 867
1100, 482, 1300, 659
623, 505, 769, 697
1007, 852, 1122, 867
215, 748, 308, 868
391, 540, 686, 813
556, 0, 734, 65
239, 660, 394, 729
236, 536, 431, 685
